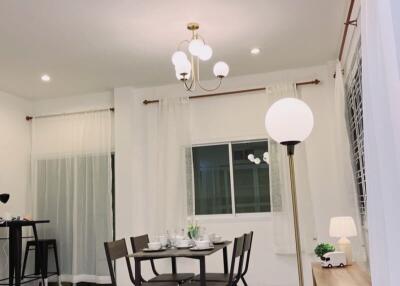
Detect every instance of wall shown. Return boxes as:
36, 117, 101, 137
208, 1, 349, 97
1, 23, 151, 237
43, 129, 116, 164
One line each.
114, 64, 365, 286
0, 91, 32, 276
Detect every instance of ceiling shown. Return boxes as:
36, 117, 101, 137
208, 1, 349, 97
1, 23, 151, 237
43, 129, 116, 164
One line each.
0, 0, 347, 99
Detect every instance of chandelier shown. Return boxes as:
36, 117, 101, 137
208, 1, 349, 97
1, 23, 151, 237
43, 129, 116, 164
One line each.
171, 22, 229, 92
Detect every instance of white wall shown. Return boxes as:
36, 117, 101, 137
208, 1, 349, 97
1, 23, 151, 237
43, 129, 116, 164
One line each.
0, 90, 31, 276
114, 64, 365, 286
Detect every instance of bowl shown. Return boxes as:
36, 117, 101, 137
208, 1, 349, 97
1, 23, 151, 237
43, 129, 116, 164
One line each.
177, 239, 190, 248
212, 235, 222, 243
148, 242, 162, 250
196, 240, 211, 249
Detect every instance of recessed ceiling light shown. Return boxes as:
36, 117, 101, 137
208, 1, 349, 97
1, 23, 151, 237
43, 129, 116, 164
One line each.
41, 74, 51, 82
251, 48, 260, 55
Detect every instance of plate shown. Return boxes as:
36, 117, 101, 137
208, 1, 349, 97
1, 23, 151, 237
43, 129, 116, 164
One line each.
176, 245, 192, 249
190, 246, 214, 251
143, 248, 167, 252
212, 241, 225, 245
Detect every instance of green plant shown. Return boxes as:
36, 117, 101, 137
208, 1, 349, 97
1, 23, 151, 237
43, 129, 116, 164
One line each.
314, 243, 335, 258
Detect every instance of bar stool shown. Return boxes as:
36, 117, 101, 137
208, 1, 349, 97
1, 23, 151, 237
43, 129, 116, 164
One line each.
21, 239, 61, 284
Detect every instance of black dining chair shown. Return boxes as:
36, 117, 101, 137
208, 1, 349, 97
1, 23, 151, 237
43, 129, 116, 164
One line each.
104, 238, 177, 286
130, 235, 194, 284
240, 232, 254, 286
186, 234, 245, 286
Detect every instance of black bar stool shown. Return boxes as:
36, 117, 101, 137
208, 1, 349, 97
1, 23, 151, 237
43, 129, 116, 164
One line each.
21, 239, 60, 283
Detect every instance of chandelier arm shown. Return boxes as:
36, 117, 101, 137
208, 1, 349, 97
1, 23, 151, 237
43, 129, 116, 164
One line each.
184, 79, 195, 91
196, 77, 223, 92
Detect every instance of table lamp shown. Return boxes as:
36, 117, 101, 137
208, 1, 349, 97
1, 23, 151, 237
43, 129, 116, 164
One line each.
0, 193, 9, 204
265, 97, 314, 286
329, 216, 357, 264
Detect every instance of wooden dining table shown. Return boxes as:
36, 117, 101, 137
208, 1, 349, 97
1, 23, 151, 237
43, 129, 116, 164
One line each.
131, 241, 231, 286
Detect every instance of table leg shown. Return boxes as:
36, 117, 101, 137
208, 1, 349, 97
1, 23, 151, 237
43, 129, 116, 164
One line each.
223, 246, 228, 274
8, 226, 15, 286
135, 259, 142, 286
14, 226, 22, 286
171, 257, 177, 274
199, 257, 206, 286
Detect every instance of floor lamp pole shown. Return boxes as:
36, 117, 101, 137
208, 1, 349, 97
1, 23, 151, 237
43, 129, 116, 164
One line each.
287, 145, 304, 286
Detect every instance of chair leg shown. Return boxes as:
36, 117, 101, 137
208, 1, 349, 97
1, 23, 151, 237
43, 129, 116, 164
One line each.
21, 243, 31, 279
241, 276, 248, 286
52, 242, 61, 276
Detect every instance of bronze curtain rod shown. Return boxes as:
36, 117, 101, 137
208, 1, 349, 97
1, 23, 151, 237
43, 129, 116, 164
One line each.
143, 79, 320, 105
26, 107, 114, 121
339, 0, 357, 62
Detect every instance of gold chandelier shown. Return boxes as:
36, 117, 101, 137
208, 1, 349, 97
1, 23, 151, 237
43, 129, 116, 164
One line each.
171, 22, 229, 92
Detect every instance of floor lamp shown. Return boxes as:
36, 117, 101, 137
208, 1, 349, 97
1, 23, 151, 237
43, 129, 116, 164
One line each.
265, 98, 314, 286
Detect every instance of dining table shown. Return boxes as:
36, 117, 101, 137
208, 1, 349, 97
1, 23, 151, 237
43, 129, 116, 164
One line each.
131, 241, 231, 286
0, 220, 49, 286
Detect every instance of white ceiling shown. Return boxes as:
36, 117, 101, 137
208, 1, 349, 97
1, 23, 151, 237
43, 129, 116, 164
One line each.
0, 0, 347, 99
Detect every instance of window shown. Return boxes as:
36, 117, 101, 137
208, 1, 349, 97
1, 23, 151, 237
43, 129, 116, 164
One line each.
345, 44, 367, 225
192, 140, 270, 215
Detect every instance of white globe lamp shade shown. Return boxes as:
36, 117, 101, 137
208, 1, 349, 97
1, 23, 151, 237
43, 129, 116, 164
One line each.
247, 154, 255, 162
198, 45, 213, 61
213, 61, 229, 78
189, 39, 204, 56
171, 51, 188, 66
175, 59, 191, 76
265, 98, 314, 144
254, 158, 261, 165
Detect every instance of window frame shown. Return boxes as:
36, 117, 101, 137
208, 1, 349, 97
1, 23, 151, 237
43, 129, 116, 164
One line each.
191, 138, 271, 219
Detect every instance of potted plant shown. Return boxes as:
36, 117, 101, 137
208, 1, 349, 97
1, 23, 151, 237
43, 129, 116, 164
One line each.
314, 243, 335, 259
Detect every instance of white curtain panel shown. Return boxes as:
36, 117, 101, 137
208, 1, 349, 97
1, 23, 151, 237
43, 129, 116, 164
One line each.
156, 96, 192, 231
361, 0, 400, 284
266, 83, 316, 254
31, 111, 113, 284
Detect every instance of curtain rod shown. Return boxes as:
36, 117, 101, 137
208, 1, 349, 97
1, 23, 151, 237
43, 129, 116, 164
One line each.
25, 107, 114, 121
339, 0, 357, 62
143, 79, 320, 105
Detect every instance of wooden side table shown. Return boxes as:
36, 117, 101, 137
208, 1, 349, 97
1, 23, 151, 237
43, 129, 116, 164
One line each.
312, 262, 371, 286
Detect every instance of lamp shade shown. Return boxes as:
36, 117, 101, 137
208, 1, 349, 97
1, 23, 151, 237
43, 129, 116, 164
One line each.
213, 61, 229, 78
265, 98, 314, 144
0, 193, 10, 204
329, 216, 357, 238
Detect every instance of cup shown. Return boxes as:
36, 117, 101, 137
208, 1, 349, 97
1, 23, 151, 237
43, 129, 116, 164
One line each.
212, 235, 222, 243
159, 235, 169, 247
148, 242, 162, 250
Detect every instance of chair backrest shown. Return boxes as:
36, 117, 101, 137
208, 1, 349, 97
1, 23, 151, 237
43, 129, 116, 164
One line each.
130, 234, 149, 252
104, 239, 136, 286
242, 231, 254, 276
228, 235, 245, 285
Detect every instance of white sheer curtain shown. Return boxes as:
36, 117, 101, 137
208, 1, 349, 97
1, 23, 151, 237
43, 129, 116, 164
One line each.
31, 110, 113, 284
267, 83, 316, 254
361, 0, 400, 284
155, 96, 192, 232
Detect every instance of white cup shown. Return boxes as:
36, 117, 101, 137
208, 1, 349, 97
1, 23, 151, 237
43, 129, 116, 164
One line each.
148, 242, 162, 250
159, 235, 168, 247
196, 240, 210, 249
212, 235, 222, 243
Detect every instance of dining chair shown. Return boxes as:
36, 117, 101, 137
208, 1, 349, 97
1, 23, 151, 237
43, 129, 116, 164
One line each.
240, 231, 254, 286
187, 234, 245, 286
130, 235, 194, 284
104, 238, 177, 286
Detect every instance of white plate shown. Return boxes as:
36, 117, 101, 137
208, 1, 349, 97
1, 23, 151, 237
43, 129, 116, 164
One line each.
176, 245, 192, 249
212, 240, 225, 245
190, 246, 214, 251
143, 247, 167, 252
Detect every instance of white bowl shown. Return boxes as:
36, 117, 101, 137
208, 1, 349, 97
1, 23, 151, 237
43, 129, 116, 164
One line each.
196, 240, 210, 249
212, 235, 222, 243
177, 239, 190, 248
148, 242, 162, 250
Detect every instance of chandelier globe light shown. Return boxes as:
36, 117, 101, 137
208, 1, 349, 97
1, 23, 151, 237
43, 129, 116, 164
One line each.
171, 22, 229, 91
